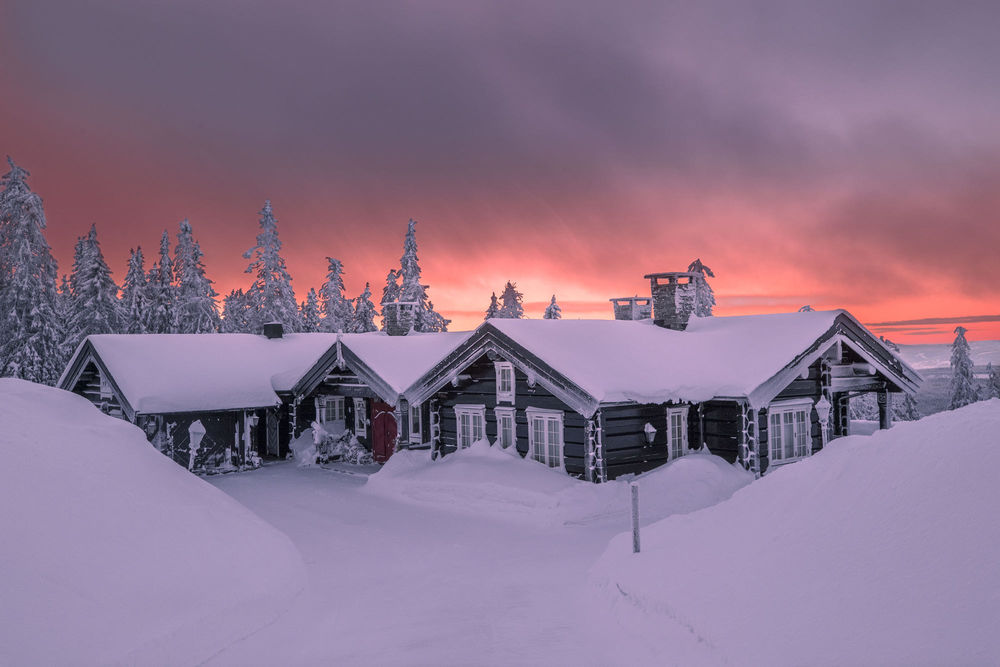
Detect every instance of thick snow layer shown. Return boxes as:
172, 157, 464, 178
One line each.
79, 332, 340, 413
364, 442, 751, 527
339, 330, 471, 397
899, 338, 1000, 369
487, 310, 845, 405
592, 400, 1000, 666
0, 379, 305, 665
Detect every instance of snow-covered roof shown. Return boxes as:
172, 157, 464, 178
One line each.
477, 310, 858, 406
336, 331, 473, 399
82, 333, 340, 414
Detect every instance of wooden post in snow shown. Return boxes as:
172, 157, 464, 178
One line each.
631, 482, 640, 554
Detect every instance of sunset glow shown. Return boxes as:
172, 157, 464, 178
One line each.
2, 2, 997, 342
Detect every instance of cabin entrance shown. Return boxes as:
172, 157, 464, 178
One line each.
371, 400, 397, 463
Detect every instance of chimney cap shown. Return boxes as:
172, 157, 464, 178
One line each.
262, 322, 284, 339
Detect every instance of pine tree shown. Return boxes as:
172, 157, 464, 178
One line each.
221, 288, 251, 333
484, 292, 500, 320
319, 257, 353, 332
395, 219, 450, 332
497, 281, 524, 319
543, 294, 562, 320
949, 326, 979, 409
56, 274, 72, 322
798, 305, 815, 312
145, 230, 175, 334
687, 258, 716, 317
379, 269, 400, 332
243, 200, 299, 333
173, 219, 220, 333
68, 223, 121, 347
0, 157, 66, 384
120, 247, 148, 334
350, 282, 378, 333
300, 288, 321, 333
985, 362, 1000, 400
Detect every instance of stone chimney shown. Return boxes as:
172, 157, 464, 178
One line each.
262, 321, 284, 339
381, 301, 418, 336
643, 272, 698, 330
609, 297, 652, 321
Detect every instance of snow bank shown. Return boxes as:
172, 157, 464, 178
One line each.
0, 379, 305, 666
592, 400, 1000, 666
364, 442, 751, 527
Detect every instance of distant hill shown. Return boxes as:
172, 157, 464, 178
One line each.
897, 340, 1000, 370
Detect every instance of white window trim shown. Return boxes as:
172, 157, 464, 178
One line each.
767, 398, 813, 466
665, 405, 690, 461
494, 406, 516, 450
495, 361, 515, 404
409, 402, 423, 444
316, 395, 345, 425
455, 404, 486, 449
526, 407, 564, 469
353, 397, 367, 437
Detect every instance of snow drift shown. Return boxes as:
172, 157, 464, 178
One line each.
0, 379, 305, 666
592, 399, 1000, 666
364, 441, 751, 527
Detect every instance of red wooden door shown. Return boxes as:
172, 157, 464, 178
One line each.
371, 401, 398, 463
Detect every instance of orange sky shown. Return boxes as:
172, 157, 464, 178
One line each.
2, 1, 998, 344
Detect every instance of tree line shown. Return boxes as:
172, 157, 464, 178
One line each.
0, 158, 450, 386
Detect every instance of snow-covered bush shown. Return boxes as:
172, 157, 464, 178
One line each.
311, 421, 373, 465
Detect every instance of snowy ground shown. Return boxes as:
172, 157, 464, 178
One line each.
204, 451, 749, 666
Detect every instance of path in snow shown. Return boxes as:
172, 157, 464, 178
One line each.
205, 462, 640, 666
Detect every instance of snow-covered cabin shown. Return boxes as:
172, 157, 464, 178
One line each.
403, 274, 921, 481
58, 326, 469, 471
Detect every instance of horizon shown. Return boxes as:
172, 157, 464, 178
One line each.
3, 1, 999, 343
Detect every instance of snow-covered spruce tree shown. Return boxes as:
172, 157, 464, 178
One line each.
144, 230, 175, 334
543, 294, 562, 320
687, 258, 715, 317
172, 219, 220, 333
949, 326, 979, 409
0, 157, 66, 384
243, 200, 299, 333
68, 224, 122, 348
220, 288, 251, 333
57, 274, 72, 322
985, 362, 1000, 400
396, 219, 450, 332
319, 257, 353, 333
798, 305, 815, 312
484, 292, 500, 320
120, 247, 148, 334
350, 282, 379, 333
379, 269, 400, 332
299, 288, 321, 333
497, 281, 524, 319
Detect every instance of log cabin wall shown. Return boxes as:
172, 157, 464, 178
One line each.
70, 360, 125, 420
297, 366, 381, 449
430, 354, 589, 477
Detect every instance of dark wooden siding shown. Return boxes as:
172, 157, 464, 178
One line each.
71, 360, 125, 420
430, 354, 588, 476
296, 366, 381, 449
698, 400, 742, 464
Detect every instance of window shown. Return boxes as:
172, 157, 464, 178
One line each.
455, 405, 486, 449
99, 372, 112, 400
768, 400, 812, 464
409, 403, 422, 444
353, 398, 367, 437
495, 407, 516, 449
527, 408, 563, 468
318, 396, 345, 424
666, 406, 689, 460
495, 361, 515, 404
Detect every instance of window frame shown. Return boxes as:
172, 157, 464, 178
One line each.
455, 404, 486, 449
317, 395, 345, 425
495, 361, 515, 404
768, 398, 813, 465
494, 406, 516, 450
665, 405, 690, 461
353, 397, 367, 438
409, 402, 423, 444
526, 407, 564, 469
